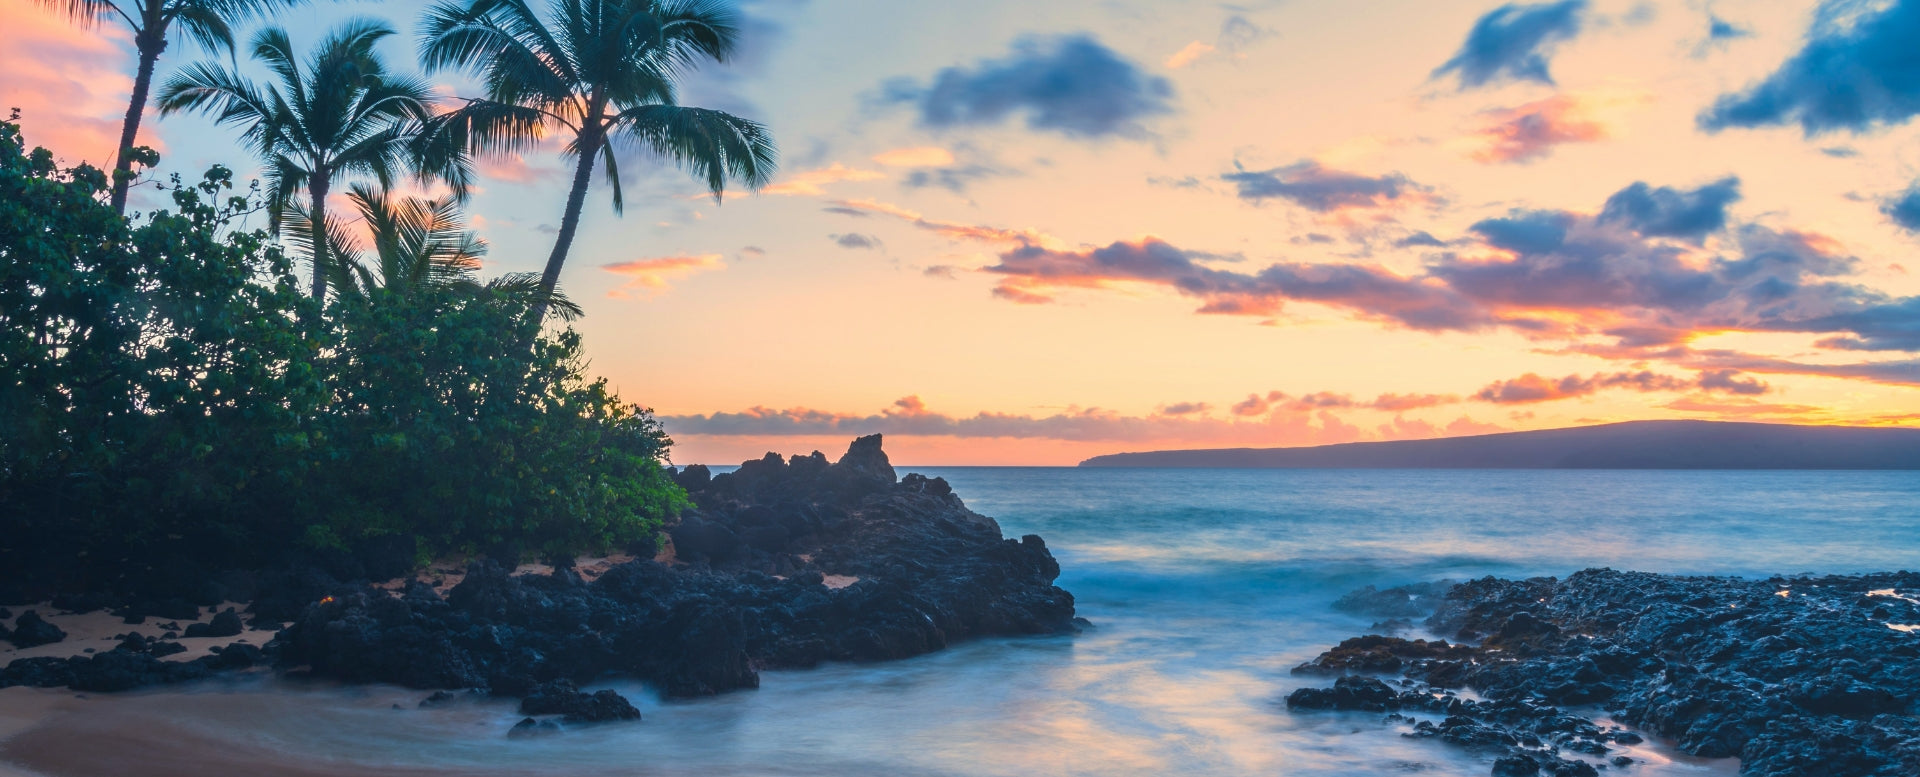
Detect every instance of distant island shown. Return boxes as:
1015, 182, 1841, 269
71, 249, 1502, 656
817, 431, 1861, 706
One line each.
1078, 420, 1920, 469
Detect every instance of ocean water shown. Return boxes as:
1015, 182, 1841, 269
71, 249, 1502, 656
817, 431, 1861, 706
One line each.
10, 468, 1920, 776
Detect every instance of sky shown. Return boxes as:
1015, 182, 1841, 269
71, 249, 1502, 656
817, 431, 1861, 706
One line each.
7, 0, 1920, 465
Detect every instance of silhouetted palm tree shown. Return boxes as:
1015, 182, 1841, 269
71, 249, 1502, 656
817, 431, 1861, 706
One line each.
418, 0, 777, 324
29, 0, 308, 213
157, 20, 464, 301
291, 183, 582, 318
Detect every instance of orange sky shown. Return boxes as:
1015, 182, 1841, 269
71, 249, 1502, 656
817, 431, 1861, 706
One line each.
7, 0, 1920, 465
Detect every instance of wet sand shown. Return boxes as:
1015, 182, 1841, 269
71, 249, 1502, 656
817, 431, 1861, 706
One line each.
0, 687, 66, 777
0, 681, 516, 777
0, 606, 282, 777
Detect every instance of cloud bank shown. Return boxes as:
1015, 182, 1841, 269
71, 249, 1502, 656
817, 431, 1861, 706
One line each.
1473, 369, 1768, 404
845, 176, 1919, 387
662, 395, 1500, 447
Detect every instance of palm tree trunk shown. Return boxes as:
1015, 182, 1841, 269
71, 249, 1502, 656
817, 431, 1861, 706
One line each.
109, 31, 166, 214
309, 173, 331, 301
530, 135, 601, 327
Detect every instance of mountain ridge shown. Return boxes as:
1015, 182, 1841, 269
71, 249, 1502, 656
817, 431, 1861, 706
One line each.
1077, 420, 1920, 469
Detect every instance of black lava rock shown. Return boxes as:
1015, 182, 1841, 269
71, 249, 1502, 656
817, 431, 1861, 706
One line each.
507, 717, 561, 738
149, 641, 187, 658
519, 680, 641, 723
183, 608, 243, 638
1285, 675, 1399, 711
270, 436, 1078, 701
1289, 569, 1920, 777
419, 689, 484, 708
1492, 756, 1539, 777
7, 611, 65, 648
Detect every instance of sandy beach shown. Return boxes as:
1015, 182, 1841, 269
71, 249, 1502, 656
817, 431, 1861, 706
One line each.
0, 687, 68, 777
0, 604, 287, 777
1, 606, 283, 666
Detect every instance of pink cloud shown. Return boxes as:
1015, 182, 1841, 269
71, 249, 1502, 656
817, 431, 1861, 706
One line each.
602, 254, 724, 298
1473, 370, 1770, 404
1165, 41, 1216, 69
827, 197, 1051, 245
1468, 95, 1608, 164
0, 0, 142, 165
763, 163, 885, 196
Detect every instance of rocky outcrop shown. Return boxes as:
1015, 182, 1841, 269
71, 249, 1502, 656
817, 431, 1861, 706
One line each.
269, 435, 1078, 700
5, 610, 65, 648
182, 608, 243, 638
1289, 569, 1920, 776
518, 680, 642, 723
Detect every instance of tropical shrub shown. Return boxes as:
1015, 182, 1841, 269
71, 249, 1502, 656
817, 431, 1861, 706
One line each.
0, 119, 683, 596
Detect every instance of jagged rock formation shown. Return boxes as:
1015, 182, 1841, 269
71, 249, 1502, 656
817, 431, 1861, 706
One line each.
268, 434, 1077, 700
1290, 569, 1920, 776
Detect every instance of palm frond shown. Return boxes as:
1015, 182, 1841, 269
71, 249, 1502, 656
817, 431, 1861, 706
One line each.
648, 0, 738, 74
599, 138, 623, 214
29, 0, 119, 27
337, 182, 488, 300
190, 0, 312, 24
609, 104, 775, 198
283, 199, 366, 299
248, 26, 305, 108
170, 2, 237, 58
155, 60, 270, 124
413, 0, 776, 315
422, 99, 551, 158
487, 272, 583, 321
259, 155, 309, 232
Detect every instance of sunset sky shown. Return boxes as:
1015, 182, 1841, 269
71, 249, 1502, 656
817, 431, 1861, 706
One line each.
8, 0, 1920, 464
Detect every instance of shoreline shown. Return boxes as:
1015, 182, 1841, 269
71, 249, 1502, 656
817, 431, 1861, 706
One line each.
5, 565, 1911, 776
0, 686, 67, 777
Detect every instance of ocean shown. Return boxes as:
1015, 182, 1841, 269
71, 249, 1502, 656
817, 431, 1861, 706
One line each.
9, 468, 1920, 776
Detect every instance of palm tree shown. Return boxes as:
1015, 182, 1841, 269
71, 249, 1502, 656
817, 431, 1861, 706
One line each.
156, 20, 464, 301
418, 0, 777, 324
29, 0, 309, 214
292, 183, 583, 318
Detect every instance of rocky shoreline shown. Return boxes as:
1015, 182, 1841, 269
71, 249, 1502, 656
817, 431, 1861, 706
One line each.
1288, 570, 1920, 777
0, 436, 1080, 723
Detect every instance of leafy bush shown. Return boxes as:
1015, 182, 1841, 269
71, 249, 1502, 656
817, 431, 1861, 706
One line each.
0, 119, 684, 596
310, 288, 687, 563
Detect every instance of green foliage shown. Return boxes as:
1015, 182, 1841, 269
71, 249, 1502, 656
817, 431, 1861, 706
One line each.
0, 119, 684, 588
312, 289, 686, 560
0, 119, 319, 570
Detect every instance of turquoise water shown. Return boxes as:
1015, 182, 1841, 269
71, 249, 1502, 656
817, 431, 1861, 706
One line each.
12, 469, 1920, 776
